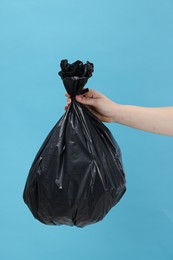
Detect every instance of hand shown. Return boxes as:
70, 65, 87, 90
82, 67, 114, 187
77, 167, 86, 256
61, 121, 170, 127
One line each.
65, 89, 119, 122
65, 89, 173, 135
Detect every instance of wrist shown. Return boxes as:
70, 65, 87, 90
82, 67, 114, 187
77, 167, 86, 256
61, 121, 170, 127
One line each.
111, 103, 126, 123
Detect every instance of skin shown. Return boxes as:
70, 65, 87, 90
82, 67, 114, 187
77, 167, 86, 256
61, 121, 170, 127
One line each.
65, 89, 173, 136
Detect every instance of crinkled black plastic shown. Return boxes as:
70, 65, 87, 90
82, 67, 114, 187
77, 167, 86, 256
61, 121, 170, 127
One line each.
23, 60, 126, 227
59, 59, 94, 79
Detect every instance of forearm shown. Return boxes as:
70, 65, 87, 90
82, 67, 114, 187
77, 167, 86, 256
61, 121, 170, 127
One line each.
114, 105, 173, 136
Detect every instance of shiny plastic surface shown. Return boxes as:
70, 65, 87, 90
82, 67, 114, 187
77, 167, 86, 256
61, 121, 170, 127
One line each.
23, 60, 126, 227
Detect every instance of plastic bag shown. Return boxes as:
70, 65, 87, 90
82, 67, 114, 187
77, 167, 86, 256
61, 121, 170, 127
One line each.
23, 60, 126, 227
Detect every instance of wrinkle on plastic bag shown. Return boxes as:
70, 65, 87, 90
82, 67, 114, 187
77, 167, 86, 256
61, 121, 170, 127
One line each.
23, 60, 126, 227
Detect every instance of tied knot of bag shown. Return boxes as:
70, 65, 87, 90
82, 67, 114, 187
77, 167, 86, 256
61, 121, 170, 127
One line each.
58, 60, 94, 98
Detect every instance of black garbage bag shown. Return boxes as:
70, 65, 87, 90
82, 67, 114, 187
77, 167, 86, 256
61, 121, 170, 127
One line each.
23, 60, 126, 227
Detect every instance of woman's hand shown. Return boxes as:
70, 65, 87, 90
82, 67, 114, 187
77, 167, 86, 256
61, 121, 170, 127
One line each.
65, 89, 119, 122
65, 89, 173, 136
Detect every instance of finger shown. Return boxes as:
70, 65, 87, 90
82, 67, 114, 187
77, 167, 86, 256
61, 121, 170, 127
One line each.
81, 89, 103, 99
67, 97, 71, 105
64, 104, 70, 110
65, 93, 70, 97
75, 95, 95, 106
81, 89, 94, 98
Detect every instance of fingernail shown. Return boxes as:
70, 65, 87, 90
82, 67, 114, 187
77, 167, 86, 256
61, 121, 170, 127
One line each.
76, 95, 82, 100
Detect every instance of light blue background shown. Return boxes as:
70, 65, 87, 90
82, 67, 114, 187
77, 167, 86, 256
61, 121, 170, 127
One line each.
1, 0, 173, 259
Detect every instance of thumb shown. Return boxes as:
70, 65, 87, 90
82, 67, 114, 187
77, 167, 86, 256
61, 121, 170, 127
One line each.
75, 95, 94, 106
